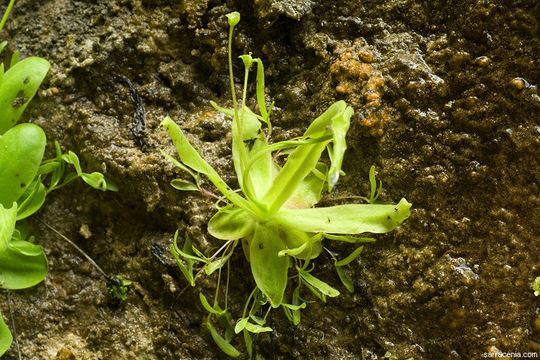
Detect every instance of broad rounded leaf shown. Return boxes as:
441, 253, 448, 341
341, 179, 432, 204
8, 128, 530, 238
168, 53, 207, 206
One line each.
208, 206, 254, 240
0, 240, 48, 289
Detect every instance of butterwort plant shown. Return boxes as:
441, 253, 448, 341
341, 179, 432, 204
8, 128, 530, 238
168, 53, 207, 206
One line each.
160, 12, 411, 357
0, 0, 116, 355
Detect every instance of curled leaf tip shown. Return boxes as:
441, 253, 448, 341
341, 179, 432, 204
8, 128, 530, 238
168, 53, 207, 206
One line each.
239, 54, 254, 68
226, 12, 240, 27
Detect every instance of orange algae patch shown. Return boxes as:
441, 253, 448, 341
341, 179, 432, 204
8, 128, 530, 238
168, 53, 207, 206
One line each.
330, 39, 388, 137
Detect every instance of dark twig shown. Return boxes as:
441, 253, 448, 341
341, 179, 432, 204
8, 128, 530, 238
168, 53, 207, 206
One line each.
118, 75, 147, 147
7, 290, 22, 360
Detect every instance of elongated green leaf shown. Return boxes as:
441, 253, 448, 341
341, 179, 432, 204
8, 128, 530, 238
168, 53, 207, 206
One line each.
0, 57, 50, 134
254, 59, 270, 128
205, 240, 237, 275
335, 264, 354, 293
273, 198, 412, 234
161, 117, 256, 215
336, 246, 364, 266
243, 133, 273, 202
298, 269, 340, 297
244, 321, 272, 333
207, 320, 240, 357
323, 234, 376, 243
0, 41, 7, 56
303, 279, 327, 302
244, 329, 253, 358
263, 140, 329, 215
9, 50, 19, 67
170, 179, 199, 191
61, 151, 117, 191
37, 161, 60, 177
200, 293, 226, 316
249, 223, 289, 308
0, 311, 12, 357
170, 232, 196, 286
327, 105, 353, 190
0, 240, 48, 289
0, 202, 16, 253
291, 286, 302, 325
234, 317, 248, 333
262, 102, 351, 214
367, 165, 382, 203
160, 117, 219, 174
210, 102, 261, 141
281, 302, 307, 311
159, 149, 197, 179
208, 206, 255, 240
0, 124, 46, 206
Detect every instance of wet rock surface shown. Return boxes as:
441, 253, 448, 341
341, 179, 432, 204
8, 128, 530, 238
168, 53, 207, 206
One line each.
0, 0, 539, 358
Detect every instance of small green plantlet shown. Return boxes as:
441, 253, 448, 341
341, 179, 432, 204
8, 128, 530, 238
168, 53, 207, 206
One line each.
534, 277, 540, 296
161, 11, 411, 356
0, 0, 117, 355
107, 276, 132, 302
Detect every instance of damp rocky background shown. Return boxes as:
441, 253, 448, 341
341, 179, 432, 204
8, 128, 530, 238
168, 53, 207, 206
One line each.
1, 0, 539, 359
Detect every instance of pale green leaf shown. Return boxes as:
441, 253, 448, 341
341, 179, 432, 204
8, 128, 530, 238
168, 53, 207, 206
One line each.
243, 133, 273, 202
335, 265, 354, 293
210, 102, 261, 141
234, 317, 248, 334
249, 223, 289, 308
284, 162, 327, 209
161, 117, 255, 215
335, 246, 364, 266
199, 293, 226, 316
170, 232, 196, 286
208, 206, 254, 240
323, 234, 376, 243
273, 198, 412, 234
327, 105, 353, 190
254, 58, 270, 129
261, 102, 351, 214
277, 227, 322, 260
281, 302, 307, 311
244, 329, 253, 358
205, 241, 237, 275
170, 179, 199, 192
207, 320, 240, 357
298, 268, 340, 297
244, 321, 272, 333
262, 140, 329, 215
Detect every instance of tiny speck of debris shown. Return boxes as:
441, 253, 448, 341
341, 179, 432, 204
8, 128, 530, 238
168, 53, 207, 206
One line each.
79, 224, 92, 239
